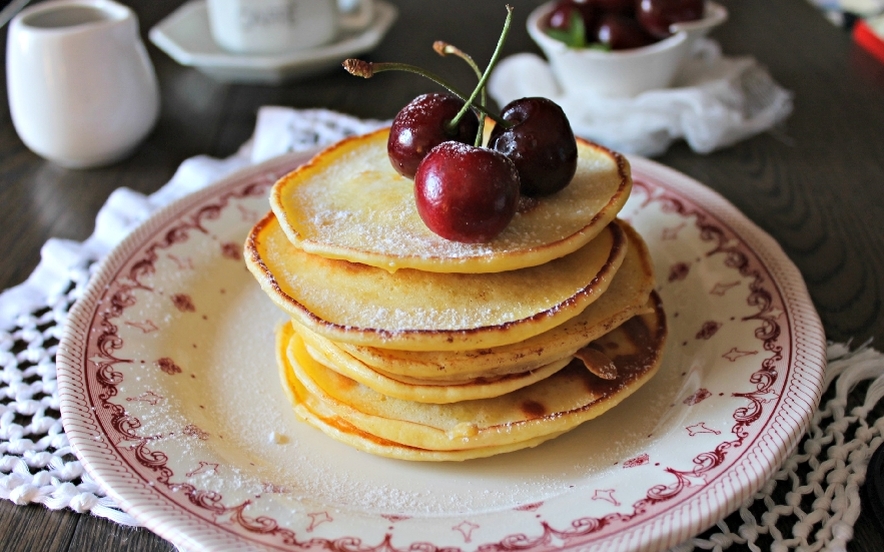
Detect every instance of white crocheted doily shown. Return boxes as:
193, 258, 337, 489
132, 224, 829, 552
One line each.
1, 108, 881, 551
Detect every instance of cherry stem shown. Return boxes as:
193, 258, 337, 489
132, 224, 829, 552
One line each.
446, 5, 513, 142
434, 41, 486, 146
342, 59, 505, 126
434, 41, 482, 79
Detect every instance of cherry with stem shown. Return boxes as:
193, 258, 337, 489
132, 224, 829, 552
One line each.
345, 5, 577, 241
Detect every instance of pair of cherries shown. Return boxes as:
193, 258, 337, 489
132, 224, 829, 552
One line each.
346, 6, 578, 244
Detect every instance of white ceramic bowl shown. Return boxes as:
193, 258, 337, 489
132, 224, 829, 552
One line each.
527, 0, 728, 98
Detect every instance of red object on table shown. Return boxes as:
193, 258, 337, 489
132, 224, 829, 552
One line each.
853, 18, 884, 64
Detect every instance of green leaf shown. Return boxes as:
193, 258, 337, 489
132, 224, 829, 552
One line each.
545, 11, 586, 48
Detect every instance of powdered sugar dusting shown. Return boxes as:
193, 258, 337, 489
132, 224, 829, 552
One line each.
260, 215, 614, 334
277, 131, 624, 269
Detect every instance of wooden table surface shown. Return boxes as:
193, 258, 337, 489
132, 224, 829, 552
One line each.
2, 0, 883, 550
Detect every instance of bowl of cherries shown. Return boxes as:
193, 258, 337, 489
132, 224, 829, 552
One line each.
527, 0, 728, 98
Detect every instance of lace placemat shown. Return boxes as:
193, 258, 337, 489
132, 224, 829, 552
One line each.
2, 108, 882, 551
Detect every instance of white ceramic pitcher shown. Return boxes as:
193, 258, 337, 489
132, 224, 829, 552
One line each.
6, 0, 160, 168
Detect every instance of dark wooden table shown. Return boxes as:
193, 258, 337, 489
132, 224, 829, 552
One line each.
2, 0, 883, 550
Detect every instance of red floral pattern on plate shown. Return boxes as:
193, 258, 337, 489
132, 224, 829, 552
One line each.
623, 453, 650, 468
156, 357, 182, 375
696, 320, 722, 340
684, 388, 712, 406
171, 293, 196, 312
668, 262, 690, 282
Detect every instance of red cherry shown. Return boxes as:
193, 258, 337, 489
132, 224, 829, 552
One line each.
387, 92, 479, 179
548, 2, 577, 31
547, 0, 599, 34
583, 0, 635, 14
636, 0, 704, 39
414, 142, 520, 243
595, 12, 656, 50
488, 97, 577, 197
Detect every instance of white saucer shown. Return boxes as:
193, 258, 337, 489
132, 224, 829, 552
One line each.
148, 0, 398, 84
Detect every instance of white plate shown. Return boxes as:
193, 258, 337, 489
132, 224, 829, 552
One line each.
57, 151, 827, 552
148, 0, 397, 83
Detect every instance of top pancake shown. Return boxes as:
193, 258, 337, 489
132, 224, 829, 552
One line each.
270, 128, 631, 273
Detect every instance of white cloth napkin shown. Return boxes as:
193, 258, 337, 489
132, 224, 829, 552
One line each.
488, 39, 794, 156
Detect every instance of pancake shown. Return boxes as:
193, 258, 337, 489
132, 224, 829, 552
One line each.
245, 214, 628, 352
328, 221, 655, 380
294, 322, 573, 403
270, 128, 631, 274
277, 335, 566, 462
278, 292, 667, 460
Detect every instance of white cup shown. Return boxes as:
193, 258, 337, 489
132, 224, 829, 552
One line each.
206, 0, 375, 55
6, 0, 160, 169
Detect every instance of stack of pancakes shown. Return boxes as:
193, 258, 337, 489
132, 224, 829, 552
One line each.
245, 128, 666, 461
